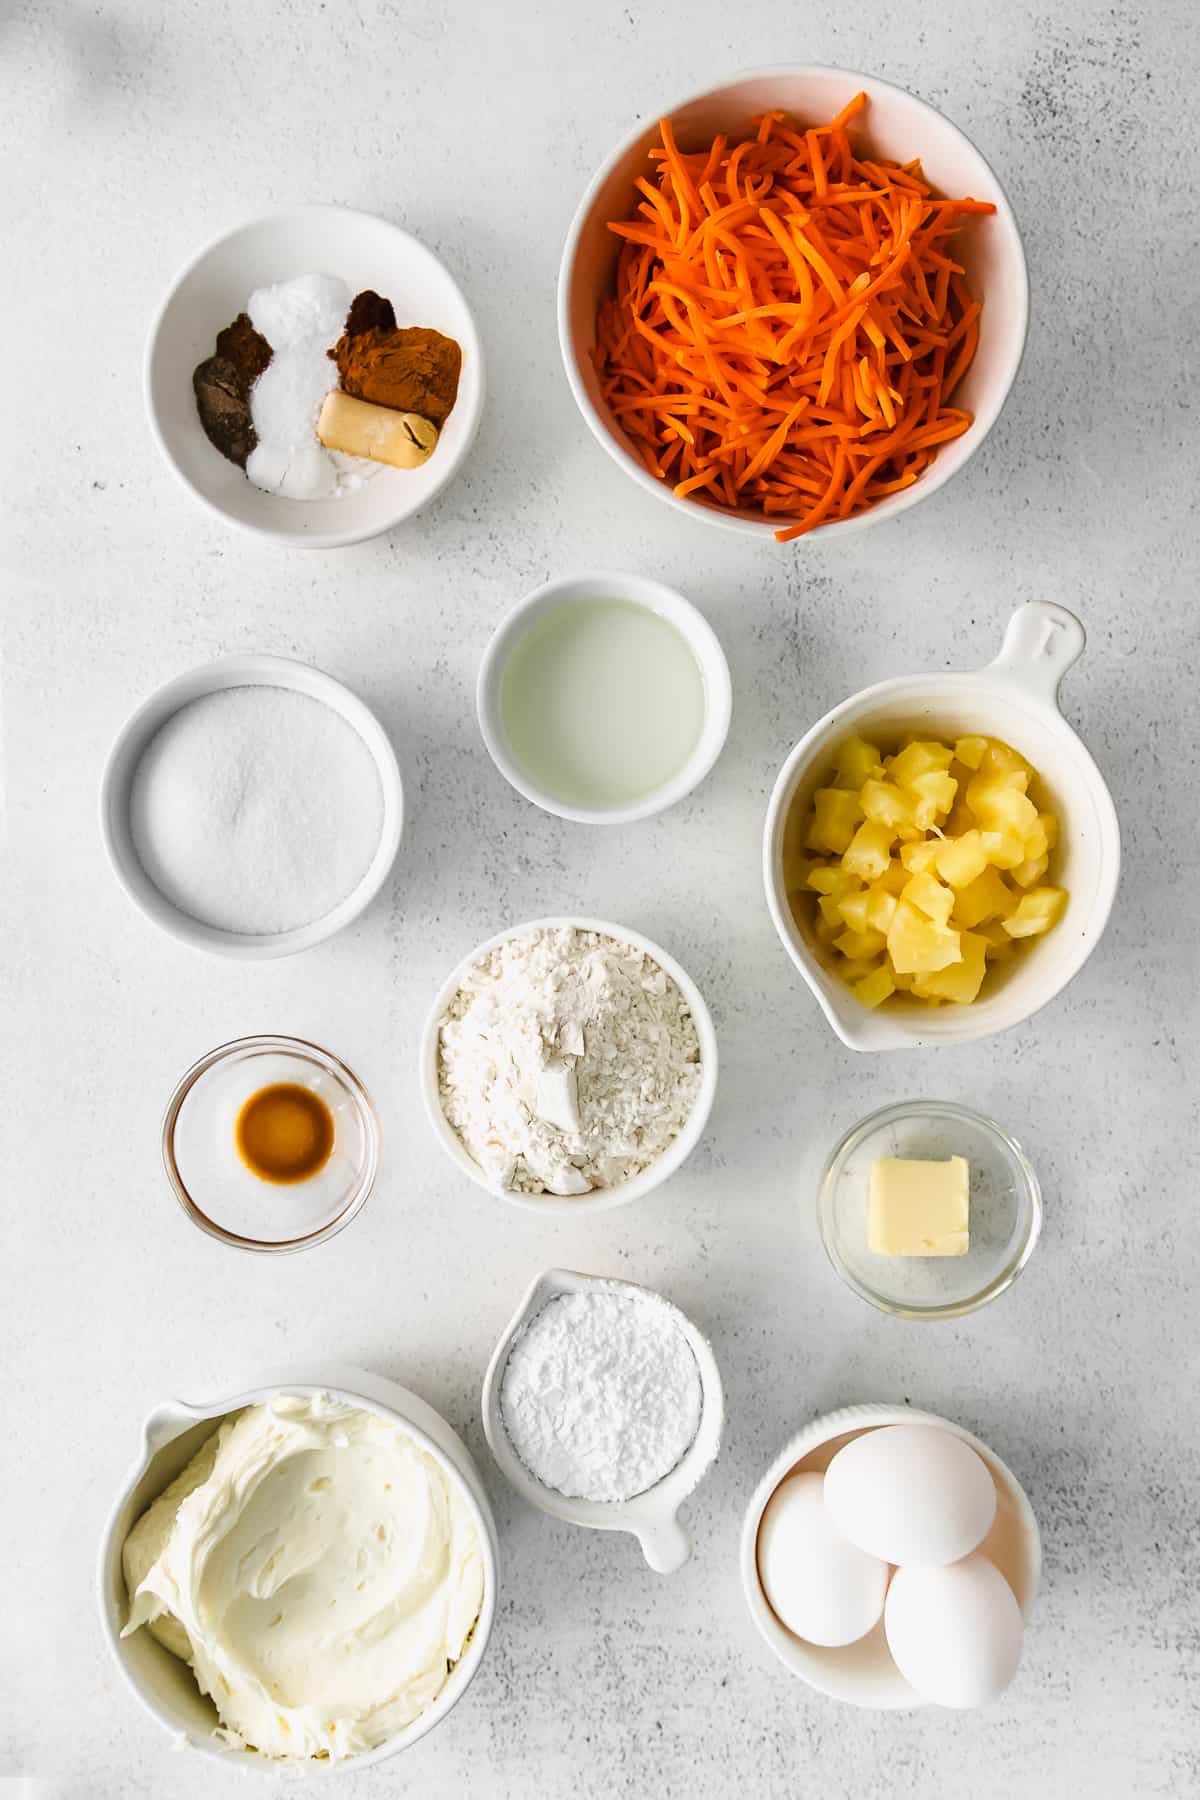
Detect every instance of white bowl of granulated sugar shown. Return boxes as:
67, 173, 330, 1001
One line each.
420, 917, 718, 1215
100, 654, 403, 958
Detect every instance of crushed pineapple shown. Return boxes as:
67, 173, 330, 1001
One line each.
787, 731, 1067, 1007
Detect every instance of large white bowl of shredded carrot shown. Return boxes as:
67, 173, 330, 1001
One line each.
559, 68, 1028, 543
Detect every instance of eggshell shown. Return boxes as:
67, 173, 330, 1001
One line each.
884, 1552, 1024, 1708
757, 1471, 890, 1648
823, 1425, 996, 1566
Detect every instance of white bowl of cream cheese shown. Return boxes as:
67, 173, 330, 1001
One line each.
98, 1366, 498, 1772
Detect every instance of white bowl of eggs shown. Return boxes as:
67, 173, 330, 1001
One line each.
740, 1407, 1041, 1710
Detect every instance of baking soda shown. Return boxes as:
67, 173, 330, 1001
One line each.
245, 274, 365, 499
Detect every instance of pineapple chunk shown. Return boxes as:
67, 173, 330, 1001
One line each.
900, 839, 941, 874
954, 735, 988, 769
967, 771, 1035, 827
912, 931, 988, 1004
837, 887, 873, 933
1003, 887, 1067, 938
978, 919, 1017, 959
834, 735, 885, 790
866, 883, 899, 933
986, 787, 1039, 839
1022, 817, 1050, 862
808, 864, 858, 896
952, 866, 1016, 929
1038, 812, 1059, 851
808, 788, 862, 854
835, 926, 888, 960
860, 779, 914, 830
981, 829, 1027, 870
818, 891, 850, 927
813, 912, 840, 947
852, 964, 896, 1009
982, 739, 1033, 779
887, 898, 961, 974
902, 872, 956, 927
909, 770, 958, 829
934, 829, 988, 889
889, 740, 954, 787
842, 820, 895, 881
1011, 853, 1049, 889
941, 800, 976, 838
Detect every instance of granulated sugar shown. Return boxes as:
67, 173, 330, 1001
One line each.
499, 1286, 703, 1503
129, 684, 384, 935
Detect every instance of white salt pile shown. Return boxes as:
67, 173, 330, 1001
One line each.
129, 685, 384, 935
246, 274, 363, 499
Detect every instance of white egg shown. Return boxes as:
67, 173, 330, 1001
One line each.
757, 1471, 890, 1647
823, 1425, 996, 1566
884, 1552, 1024, 1708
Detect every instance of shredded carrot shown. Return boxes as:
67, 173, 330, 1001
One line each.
595, 99, 996, 541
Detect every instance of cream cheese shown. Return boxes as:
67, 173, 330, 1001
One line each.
121, 1394, 484, 1761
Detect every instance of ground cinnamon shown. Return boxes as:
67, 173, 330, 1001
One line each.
333, 324, 462, 428
193, 313, 272, 468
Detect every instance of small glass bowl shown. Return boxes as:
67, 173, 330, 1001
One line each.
162, 1035, 380, 1253
818, 1101, 1041, 1320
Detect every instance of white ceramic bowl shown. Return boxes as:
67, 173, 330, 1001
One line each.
559, 65, 1027, 543
740, 1404, 1041, 1709
100, 653, 404, 959
482, 1267, 723, 1572
146, 205, 485, 547
476, 571, 732, 823
763, 602, 1121, 1049
97, 1364, 499, 1772
420, 915, 718, 1215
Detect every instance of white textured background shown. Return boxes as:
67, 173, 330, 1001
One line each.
4, 1, 1199, 1795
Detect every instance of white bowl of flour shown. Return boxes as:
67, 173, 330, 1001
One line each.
101, 654, 403, 957
420, 917, 718, 1214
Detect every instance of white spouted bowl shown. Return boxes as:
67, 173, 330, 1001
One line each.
763, 601, 1120, 1050
98, 1365, 498, 1772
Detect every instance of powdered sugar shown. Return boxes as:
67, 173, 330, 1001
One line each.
437, 925, 703, 1196
499, 1287, 703, 1502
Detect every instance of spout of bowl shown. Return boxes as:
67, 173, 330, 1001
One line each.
636, 1514, 691, 1574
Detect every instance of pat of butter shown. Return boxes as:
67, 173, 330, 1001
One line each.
869, 1155, 969, 1256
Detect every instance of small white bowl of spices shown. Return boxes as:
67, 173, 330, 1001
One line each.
482, 1268, 724, 1572
100, 654, 403, 958
146, 205, 485, 547
419, 916, 718, 1214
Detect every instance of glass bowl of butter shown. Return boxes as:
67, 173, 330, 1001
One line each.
818, 1101, 1041, 1319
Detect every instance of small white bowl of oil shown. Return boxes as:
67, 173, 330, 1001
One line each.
476, 571, 732, 823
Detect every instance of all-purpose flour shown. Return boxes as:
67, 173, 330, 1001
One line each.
499, 1288, 703, 1502
437, 925, 703, 1195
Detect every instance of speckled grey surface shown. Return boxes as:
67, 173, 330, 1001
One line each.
3, 1, 1199, 1794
